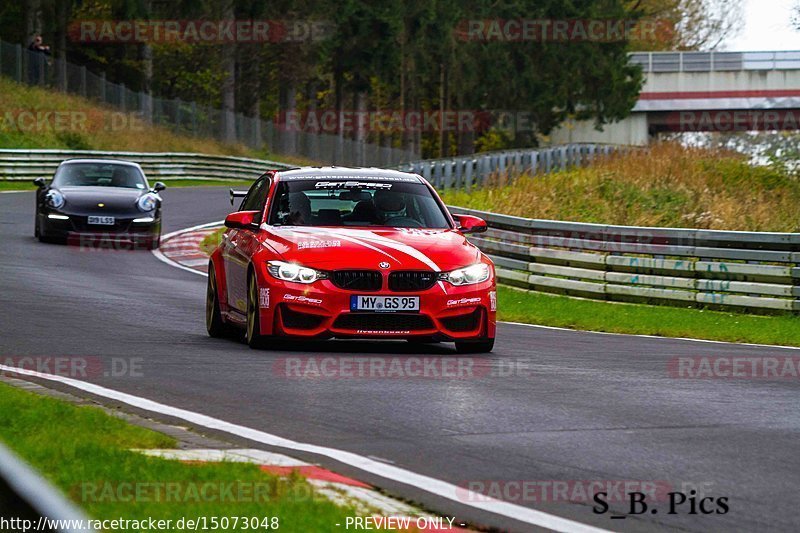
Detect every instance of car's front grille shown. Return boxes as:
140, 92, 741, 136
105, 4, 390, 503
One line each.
333, 313, 434, 332
331, 270, 382, 291
388, 271, 438, 291
281, 306, 325, 330
441, 309, 482, 332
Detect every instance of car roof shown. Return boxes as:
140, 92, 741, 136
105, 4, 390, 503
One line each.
59, 159, 144, 170
275, 166, 425, 183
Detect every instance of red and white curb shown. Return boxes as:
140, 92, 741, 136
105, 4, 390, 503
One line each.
135, 448, 469, 532
158, 225, 221, 274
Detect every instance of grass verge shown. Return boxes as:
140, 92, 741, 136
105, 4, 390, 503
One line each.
440, 143, 800, 232
0, 77, 322, 166
497, 285, 800, 346
199, 227, 225, 255
0, 381, 370, 531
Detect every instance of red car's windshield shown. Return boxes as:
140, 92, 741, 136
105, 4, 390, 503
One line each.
268, 179, 451, 229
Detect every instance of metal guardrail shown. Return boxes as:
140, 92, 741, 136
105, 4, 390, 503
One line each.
4, 147, 798, 313
0, 145, 615, 188
0, 149, 293, 181
629, 50, 800, 73
398, 144, 617, 190
450, 206, 800, 313
0, 440, 95, 532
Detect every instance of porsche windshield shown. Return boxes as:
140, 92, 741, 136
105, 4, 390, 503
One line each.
269, 179, 451, 228
53, 163, 147, 190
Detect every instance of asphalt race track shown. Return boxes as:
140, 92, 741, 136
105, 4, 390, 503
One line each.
2, 188, 799, 532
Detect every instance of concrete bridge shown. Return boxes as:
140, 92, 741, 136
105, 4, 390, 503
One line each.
550, 50, 800, 145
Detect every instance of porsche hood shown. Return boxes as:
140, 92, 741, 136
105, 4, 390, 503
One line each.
54, 186, 149, 215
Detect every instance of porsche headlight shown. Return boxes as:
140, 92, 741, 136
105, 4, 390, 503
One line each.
46, 190, 65, 209
267, 261, 327, 284
137, 193, 158, 212
439, 263, 491, 286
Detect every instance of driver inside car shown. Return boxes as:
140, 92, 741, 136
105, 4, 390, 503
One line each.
373, 189, 406, 224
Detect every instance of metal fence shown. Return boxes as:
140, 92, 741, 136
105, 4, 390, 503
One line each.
450, 206, 800, 314
0, 38, 418, 167
399, 144, 617, 190
629, 50, 800, 72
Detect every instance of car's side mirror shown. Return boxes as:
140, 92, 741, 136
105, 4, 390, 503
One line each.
33, 177, 47, 189
153, 182, 166, 192
454, 214, 488, 234
224, 210, 261, 230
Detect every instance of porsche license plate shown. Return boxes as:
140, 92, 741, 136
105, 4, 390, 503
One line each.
88, 216, 115, 225
351, 295, 419, 312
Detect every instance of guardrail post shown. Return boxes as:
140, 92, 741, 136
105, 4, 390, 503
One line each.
443, 160, 453, 189
421, 161, 431, 182
463, 159, 473, 189
454, 159, 463, 189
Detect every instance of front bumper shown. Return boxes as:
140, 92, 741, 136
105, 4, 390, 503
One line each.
253, 269, 497, 340
39, 212, 161, 249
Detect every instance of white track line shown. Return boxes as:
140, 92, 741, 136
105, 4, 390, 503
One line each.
1, 364, 609, 533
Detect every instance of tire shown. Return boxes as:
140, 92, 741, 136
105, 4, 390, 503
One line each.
246, 269, 270, 349
454, 338, 495, 354
145, 235, 160, 250
34, 216, 40, 238
206, 267, 235, 339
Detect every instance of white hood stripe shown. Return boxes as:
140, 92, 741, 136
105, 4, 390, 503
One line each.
351, 231, 441, 272
287, 227, 403, 264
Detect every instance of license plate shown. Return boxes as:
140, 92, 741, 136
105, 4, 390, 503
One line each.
351, 295, 419, 312
88, 216, 115, 225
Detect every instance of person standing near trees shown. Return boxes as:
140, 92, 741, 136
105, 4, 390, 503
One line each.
27, 33, 51, 85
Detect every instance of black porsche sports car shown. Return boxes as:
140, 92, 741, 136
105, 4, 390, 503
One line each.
34, 159, 165, 250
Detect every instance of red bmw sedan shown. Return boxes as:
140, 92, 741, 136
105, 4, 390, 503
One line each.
206, 167, 496, 353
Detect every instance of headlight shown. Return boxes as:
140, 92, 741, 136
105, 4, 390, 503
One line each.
439, 263, 491, 286
137, 194, 158, 212
46, 190, 65, 209
267, 261, 327, 284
